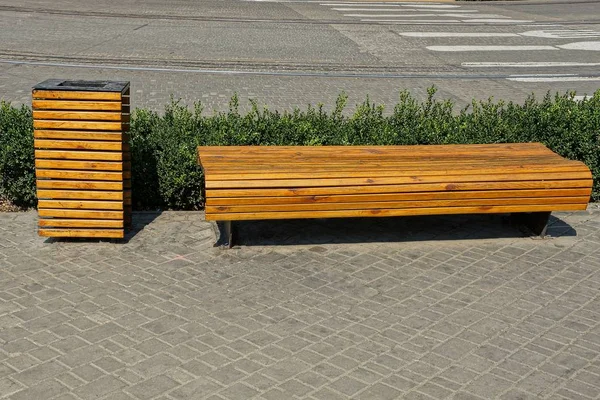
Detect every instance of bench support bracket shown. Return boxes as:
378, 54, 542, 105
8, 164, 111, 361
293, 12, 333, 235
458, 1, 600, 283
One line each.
512, 211, 551, 237
215, 221, 235, 248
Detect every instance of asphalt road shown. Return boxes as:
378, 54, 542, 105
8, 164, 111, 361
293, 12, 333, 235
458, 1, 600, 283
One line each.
1, 0, 599, 112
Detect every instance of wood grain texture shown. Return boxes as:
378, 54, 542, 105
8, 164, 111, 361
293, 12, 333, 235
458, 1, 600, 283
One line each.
38, 219, 124, 228
33, 120, 123, 131
206, 172, 590, 189
38, 209, 124, 219
198, 143, 551, 157
36, 180, 125, 190
204, 162, 587, 178
32, 100, 122, 111
37, 189, 124, 200
207, 188, 592, 206
33, 110, 123, 121
35, 160, 126, 171
36, 170, 128, 181
34, 130, 124, 141
208, 180, 593, 198
39, 229, 124, 238
205, 204, 588, 221
38, 199, 124, 210
34, 140, 126, 151
33, 90, 121, 101
35, 150, 127, 161
207, 196, 589, 213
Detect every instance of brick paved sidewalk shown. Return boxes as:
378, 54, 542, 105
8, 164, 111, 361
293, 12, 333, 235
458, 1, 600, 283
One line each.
0, 210, 599, 400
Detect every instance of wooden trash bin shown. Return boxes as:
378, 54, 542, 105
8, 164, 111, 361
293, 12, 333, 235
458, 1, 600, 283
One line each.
33, 79, 131, 239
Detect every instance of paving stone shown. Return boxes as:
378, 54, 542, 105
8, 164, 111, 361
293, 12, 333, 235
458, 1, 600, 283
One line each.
0, 377, 23, 398
12, 359, 67, 386
10, 379, 69, 400
328, 376, 367, 396
218, 382, 260, 400
355, 383, 403, 400
125, 375, 178, 400
74, 375, 127, 399
466, 373, 514, 398
169, 377, 223, 399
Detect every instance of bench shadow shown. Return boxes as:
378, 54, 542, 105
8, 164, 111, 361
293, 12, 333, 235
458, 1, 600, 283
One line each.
235, 214, 576, 247
42, 211, 162, 244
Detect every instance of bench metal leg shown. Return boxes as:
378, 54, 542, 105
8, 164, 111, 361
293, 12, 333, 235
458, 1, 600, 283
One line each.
512, 211, 551, 237
214, 221, 236, 248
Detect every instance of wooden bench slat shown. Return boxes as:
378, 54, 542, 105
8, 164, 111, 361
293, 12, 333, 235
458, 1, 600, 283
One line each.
203, 156, 571, 168
205, 164, 589, 181
37, 190, 125, 200
38, 200, 125, 210
39, 229, 124, 238
198, 143, 550, 157
36, 170, 130, 181
34, 130, 125, 141
204, 152, 565, 162
35, 150, 127, 161
201, 155, 564, 166
34, 120, 124, 131
205, 203, 588, 221
208, 179, 593, 198
35, 160, 127, 171
36, 180, 127, 190
207, 196, 589, 213
206, 188, 592, 206
206, 171, 591, 189
35, 139, 128, 151
33, 90, 122, 101
202, 156, 570, 168
33, 110, 123, 121
38, 209, 124, 219
32, 100, 122, 111
38, 219, 124, 228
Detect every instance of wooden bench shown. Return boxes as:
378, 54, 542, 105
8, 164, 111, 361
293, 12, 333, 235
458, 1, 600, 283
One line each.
198, 143, 592, 247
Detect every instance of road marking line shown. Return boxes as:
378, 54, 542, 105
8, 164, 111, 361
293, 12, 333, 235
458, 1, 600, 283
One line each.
448, 14, 511, 19
346, 13, 510, 18
322, 2, 412, 5
346, 13, 438, 17
334, 8, 477, 12
361, 19, 461, 23
520, 30, 600, 39
428, 45, 558, 51
333, 8, 405, 11
463, 61, 600, 67
508, 76, 600, 82
463, 19, 532, 23
400, 32, 519, 37
401, 4, 460, 8
332, 7, 478, 11
557, 41, 600, 51
331, 7, 479, 11
519, 24, 562, 27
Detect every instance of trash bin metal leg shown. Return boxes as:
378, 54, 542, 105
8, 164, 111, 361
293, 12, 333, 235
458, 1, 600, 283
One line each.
215, 221, 235, 248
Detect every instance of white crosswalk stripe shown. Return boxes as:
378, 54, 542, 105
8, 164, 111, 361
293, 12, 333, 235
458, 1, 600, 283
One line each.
463, 62, 600, 68
322, 1, 530, 25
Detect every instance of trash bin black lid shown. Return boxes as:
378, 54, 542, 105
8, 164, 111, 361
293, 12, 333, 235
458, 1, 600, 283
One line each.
33, 79, 129, 92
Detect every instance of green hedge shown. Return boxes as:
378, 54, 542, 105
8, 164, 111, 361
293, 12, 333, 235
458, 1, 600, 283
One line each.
0, 102, 35, 207
1, 88, 599, 210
